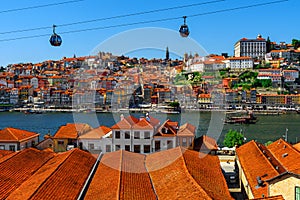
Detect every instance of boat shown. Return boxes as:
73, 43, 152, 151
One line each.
224, 111, 257, 124
24, 109, 44, 114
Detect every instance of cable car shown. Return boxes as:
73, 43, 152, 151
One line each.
179, 16, 189, 37
49, 25, 62, 46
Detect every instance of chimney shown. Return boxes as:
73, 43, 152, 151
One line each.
120, 114, 124, 121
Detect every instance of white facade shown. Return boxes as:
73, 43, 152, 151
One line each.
225, 57, 253, 70
30, 77, 39, 89
0, 137, 39, 151
234, 35, 267, 60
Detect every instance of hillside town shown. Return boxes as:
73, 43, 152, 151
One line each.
0, 35, 300, 113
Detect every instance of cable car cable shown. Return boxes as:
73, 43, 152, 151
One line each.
0, 0, 225, 35
0, 0, 85, 14
0, 0, 289, 43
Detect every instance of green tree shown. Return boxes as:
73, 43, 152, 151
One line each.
292, 39, 300, 49
223, 129, 245, 148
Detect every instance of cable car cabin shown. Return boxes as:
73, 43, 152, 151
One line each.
179, 24, 189, 37
49, 33, 62, 46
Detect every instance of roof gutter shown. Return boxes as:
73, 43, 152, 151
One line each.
77, 152, 103, 200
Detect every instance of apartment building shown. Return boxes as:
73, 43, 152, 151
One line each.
234, 34, 267, 60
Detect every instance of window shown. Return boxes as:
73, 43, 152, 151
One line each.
134, 131, 140, 139
115, 131, 120, 139
167, 140, 173, 150
155, 141, 160, 152
88, 143, 94, 150
144, 131, 150, 139
144, 145, 150, 153
125, 145, 130, 151
182, 138, 187, 147
125, 131, 130, 139
9, 145, 15, 151
134, 145, 140, 153
115, 145, 121, 151
0, 145, 5, 150
58, 140, 64, 145
296, 186, 300, 200
106, 145, 111, 152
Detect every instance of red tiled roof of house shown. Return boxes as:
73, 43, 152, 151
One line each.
236, 141, 280, 198
78, 126, 111, 139
0, 127, 39, 142
86, 147, 232, 199
85, 151, 122, 200
4, 148, 95, 200
53, 123, 92, 139
177, 123, 196, 137
193, 135, 218, 152
182, 148, 233, 200
146, 147, 213, 199
155, 119, 178, 137
294, 142, 300, 152
267, 139, 300, 174
0, 148, 55, 199
132, 118, 154, 130
0, 150, 14, 159
119, 151, 157, 200
111, 115, 139, 129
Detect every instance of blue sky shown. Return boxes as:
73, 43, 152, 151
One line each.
0, 0, 298, 67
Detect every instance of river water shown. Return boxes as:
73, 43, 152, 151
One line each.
0, 111, 299, 146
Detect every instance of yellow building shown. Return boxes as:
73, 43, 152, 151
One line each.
53, 123, 92, 152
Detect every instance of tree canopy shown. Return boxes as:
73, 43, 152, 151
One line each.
223, 129, 245, 148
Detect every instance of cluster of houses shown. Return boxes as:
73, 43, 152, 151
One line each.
0, 117, 299, 199
0, 35, 300, 112
0, 113, 198, 154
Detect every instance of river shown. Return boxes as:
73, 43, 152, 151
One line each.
0, 111, 299, 146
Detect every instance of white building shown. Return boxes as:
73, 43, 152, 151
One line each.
10, 88, 19, 104
0, 127, 39, 151
224, 57, 253, 71
234, 34, 267, 60
78, 126, 112, 153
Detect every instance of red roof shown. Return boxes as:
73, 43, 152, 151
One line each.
53, 123, 92, 139
86, 147, 232, 199
237, 139, 300, 198
4, 148, 95, 200
0, 127, 39, 142
78, 126, 111, 139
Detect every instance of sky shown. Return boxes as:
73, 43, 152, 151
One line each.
0, 0, 299, 67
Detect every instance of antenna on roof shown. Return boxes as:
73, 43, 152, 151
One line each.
256, 176, 264, 188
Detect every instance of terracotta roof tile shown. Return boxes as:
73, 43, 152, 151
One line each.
0, 148, 54, 199
0, 149, 13, 159
29, 149, 95, 200
0, 127, 39, 142
236, 141, 280, 198
120, 151, 157, 200
294, 142, 300, 152
193, 135, 218, 152
177, 123, 196, 137
267, 139, 300, 174
53, 123, 92, 139
78, 126, 111, 139
182, 149, 233, 200
146, 148, 212, 199
111, 116, 139, 129
85, 151, 122, 200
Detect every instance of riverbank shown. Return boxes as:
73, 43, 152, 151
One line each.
8, 107, 298, 115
